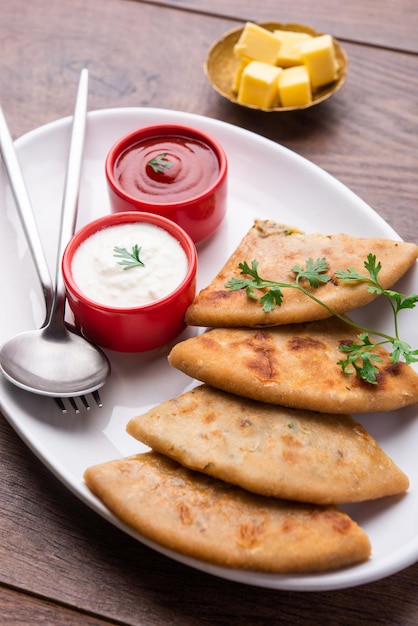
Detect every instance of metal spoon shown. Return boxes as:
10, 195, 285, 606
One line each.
0, 69, 110, 399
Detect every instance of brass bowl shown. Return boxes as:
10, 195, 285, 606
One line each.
204, 22, 348, 112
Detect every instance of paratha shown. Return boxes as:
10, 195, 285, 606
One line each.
84, 451, 371, 573
185, 220, 418, 327
168, 317, 418, 413
126, 385, 409, 505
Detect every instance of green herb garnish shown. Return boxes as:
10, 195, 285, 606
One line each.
226, 257, 332, 313
226, 254, 418, 384
147, 152, 173, 174
113, 244, 145, 270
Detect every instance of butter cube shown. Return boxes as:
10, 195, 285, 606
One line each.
278, 65, 312, 107
299, 34, 338, 88
232, 57, 251, 93
234, 23, 282, 65
273, 30, 312, 67
237, 61, 282, 108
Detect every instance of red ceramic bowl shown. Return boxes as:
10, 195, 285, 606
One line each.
105, 123, 228, 244
62, 212, 197, 352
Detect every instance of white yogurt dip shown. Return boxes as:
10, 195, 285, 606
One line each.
71, 222, 189, 308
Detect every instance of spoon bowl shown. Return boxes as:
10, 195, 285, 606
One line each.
0, 326, 110, 397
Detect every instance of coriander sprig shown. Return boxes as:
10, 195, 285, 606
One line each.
113, 244, 145, 270
147, 152, 173, 174
226, 254, 418, 384
226, 257, 333, 313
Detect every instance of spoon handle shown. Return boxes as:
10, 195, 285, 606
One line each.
0, 105, 54, 323
53, 68, 89, 320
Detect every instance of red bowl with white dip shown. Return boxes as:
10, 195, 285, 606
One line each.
62, 212, 197, 352
105, 123, 228, 244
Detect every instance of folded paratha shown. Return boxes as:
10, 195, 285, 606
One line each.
185, 220, 418, 327
127, 385, 409, 505
84, 451, 371, 573
168, 318, 418, 414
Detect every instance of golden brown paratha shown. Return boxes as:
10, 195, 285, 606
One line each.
168, 317, 418, 414
126, 385, 409, 505
84, 451, 371, 573
185, 220, 418, 328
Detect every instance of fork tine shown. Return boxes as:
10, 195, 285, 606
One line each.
54, 397, 67, 413
68, 397, 80, 413
79, 395, 91, 410
92, 390, 102, 408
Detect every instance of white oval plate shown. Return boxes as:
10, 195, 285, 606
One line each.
1, 107, 417, 592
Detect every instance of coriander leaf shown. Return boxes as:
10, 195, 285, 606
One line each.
404, 350, 418, 365
224, 277, 259, 300
390, 339, 418, 364
293, 257, 331, 287
260, 288, 283, 312
337, 334, 383, 384
225, 277, 254, 292
147, 152, 173, 174
355, 357, 381, 385
225, 260, 284, 304
238, 260, 262, 281
364, 253, 382, 282
389, 292, 418, 311
113, 244, 145, 270
366, 285, 385, 296
334, 266, 366, 282
334, 254, 382, 287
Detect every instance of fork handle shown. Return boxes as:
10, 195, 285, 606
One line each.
51, 68, 89, 322
0, 105, 54, 323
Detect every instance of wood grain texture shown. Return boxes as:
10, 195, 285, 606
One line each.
1, 0, 418, 623
144, 0, 418, 52
0, 586, 115, 626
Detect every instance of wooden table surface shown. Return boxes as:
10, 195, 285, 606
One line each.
1, 1, 418, 623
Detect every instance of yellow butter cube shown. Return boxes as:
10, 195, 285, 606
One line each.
273, 30, 312, 67
232, 57, 251, 93
299, 34, 338, 88
238, 61, 282, 108
233, 22, 282, 65
278, 65, 312, 107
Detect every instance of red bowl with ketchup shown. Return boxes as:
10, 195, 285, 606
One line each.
105, 123, 228, 244
62, 211, 197, 353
